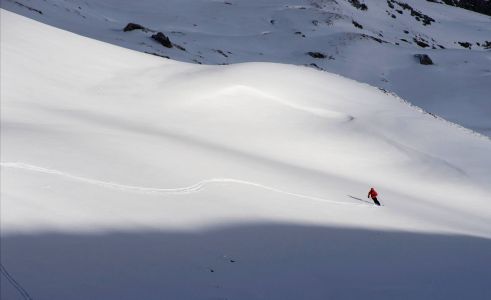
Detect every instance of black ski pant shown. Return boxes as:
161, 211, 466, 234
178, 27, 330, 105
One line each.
371, 197, 381, 206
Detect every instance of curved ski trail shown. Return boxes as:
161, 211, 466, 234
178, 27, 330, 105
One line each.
1, 162, 367, 206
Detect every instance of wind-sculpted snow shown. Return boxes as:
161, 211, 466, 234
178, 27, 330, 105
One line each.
2, 0, 491, 135
209, 85, 354, 121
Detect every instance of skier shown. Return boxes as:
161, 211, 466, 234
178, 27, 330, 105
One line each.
367, 187, 381, 206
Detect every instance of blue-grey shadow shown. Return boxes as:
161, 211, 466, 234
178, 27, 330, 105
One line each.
2, 223, 491, 300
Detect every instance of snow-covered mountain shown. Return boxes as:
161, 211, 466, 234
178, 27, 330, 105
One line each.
2, 8, 491, 300
2, 0, 491, 136
434, 0, 491, 16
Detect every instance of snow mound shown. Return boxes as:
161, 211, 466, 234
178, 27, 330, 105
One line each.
2, 0, 491, 135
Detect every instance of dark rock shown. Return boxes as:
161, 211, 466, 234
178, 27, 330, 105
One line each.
415, 54, 434, 65
348, 0, 368, 10
145, 52, 170, 59
366, 35, 387, 44
435, 0, 491, 17
413, 37, 430, 48
309, 63, 323, 70
414, 40, 429, 48
393, 1, 435, 25
123, 23, 147, 32
215, 49, 228, 57
174, 44, 187, 51
151, 32, 173, 48
458, 41, 472, 49
352, 20, 363, 29
307, 52, 327, 59
428, 112, 438, 118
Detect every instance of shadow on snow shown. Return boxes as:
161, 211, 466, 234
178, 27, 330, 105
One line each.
2, 223, 491, 300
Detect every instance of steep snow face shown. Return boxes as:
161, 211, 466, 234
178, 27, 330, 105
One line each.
435, 0, 491, 16
2, 8, 490, 234
2, 9, 491, 300
2, 0, 491, 136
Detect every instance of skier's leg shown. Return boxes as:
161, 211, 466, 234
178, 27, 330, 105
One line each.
372, 197, 381, 206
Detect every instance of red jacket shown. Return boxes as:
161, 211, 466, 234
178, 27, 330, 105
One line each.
368, 188, 378, 198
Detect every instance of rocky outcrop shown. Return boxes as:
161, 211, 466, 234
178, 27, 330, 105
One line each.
458, 41, 472, 49
414, 54, 434, 65
307, 52, 327, 59
413, 37, 430, 48
352, 20, 363, 29
145, 52, 170, 59
362, 34, 388, 44
123, 23, 147, 32
347, 0, 368, 11
432, 0, 491, 17
389, 1, 435, 25
151, 32, 173, 48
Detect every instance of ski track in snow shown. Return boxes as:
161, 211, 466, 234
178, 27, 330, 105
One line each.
0, 263, 33, 300
0, 162, 368, 206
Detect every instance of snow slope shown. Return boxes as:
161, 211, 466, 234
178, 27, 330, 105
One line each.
1, 9, 491, 300
2, 0, 491, 136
